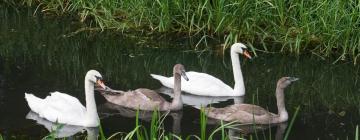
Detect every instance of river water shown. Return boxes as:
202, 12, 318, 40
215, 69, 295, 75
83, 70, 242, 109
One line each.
0, 6, 359, 140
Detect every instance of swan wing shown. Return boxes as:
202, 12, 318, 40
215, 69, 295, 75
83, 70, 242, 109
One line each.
151, 71, 234, 96
204, 104, 274, 123
25, 92, 86, 125
157, 87, 237, 108
229, 104, 269, 116
135, 88, 166, 102
101, 89, 165, 111
229, 104, 279, 124
204, 105, 239, 120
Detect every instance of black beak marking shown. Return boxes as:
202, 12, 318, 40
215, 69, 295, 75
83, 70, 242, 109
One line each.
181, 71, 189, 81
95, 76, 103, 80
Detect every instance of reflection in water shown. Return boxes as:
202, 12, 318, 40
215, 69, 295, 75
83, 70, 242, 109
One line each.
227, 123, 288, 140
26, 111, 99, 140
98, 102, 182, 135
156, 86, 244, 108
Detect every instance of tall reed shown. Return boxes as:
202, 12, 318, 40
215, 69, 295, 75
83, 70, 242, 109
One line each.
10, 0, 360, 62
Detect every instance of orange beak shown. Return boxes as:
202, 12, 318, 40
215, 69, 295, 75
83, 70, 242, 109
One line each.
243, 50, 252, 59
96, 80, 106, 89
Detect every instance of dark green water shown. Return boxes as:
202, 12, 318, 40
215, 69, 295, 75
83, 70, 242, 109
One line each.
0, 7, 360, 140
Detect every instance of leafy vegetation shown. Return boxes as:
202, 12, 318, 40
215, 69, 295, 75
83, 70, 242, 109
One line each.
34, 108, 360, 140
4, 0, 360, 62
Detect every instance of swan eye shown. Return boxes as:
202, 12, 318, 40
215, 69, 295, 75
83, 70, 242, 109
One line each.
95, 76, 103, 80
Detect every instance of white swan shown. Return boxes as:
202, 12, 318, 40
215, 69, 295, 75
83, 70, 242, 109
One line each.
156, 86, 244, 108
151, 43, 252, 96
24, 70, 106, 127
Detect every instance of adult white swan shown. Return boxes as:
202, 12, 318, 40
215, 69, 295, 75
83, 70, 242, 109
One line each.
24, 70, 106, 127
151, 43, 252, 96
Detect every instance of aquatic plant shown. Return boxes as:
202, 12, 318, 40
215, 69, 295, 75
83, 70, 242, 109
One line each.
40, 122, 63, 140
356, 125, 359, 140
7, 0, 360, 62
284, 106, 300, 140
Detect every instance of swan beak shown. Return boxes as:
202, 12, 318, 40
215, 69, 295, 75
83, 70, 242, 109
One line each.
243, 50, 252, 59
96, 80, 106, 89
181, 71, 189, 81
289, 77, 299, 82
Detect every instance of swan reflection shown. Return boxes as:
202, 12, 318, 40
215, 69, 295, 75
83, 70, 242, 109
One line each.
26, 111, 99, 140
98, 102, 182, 135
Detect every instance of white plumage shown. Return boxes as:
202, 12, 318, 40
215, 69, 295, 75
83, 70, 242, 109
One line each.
24, 70, 105, 127
25, 92, 86, 126
151, 43, 251, 97
151, 71, 233, 96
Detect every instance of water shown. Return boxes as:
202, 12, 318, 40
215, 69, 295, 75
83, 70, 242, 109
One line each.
1, 6, 360, 140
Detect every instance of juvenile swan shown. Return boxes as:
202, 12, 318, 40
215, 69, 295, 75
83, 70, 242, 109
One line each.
203, 77, 298, 124
100, 64, 189, 111
151, 43, 252, 96
24, 70, 106, 127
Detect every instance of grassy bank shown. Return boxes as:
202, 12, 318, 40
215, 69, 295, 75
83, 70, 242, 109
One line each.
3, 0, 360, 62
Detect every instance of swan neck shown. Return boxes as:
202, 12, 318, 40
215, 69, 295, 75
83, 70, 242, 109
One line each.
231, 51, 245, 96
84, 80, 99, 126
275, 87, 288, 122
171, 113, 182, 135
170, 73, 182, 110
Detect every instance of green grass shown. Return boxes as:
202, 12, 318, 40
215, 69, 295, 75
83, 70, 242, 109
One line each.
5, 0, 360, 62
42, 122, 64, 140
356, 125, 359, 140
284, 106, 300, 140
0, 109, 357, 140
39, 109, 296, 140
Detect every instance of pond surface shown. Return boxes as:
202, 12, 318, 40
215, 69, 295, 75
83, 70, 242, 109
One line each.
1, 7, 360, 140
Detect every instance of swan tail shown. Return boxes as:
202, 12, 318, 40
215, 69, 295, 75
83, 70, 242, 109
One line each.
24, 93, 45, 114
150, 74, 172, 88
193, 105, 201, 110
25, 111, 38, 120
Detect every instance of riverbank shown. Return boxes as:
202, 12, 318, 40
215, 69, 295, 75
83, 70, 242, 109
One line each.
3, 0, 360, 63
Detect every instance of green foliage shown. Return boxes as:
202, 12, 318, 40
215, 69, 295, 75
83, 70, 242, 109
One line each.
12, 0, 360, 61
200, 107, 207, 140
356, 125, 359, 140
284, 106, 300, 140
99, 119, 107, 140
42, 122, 64, 140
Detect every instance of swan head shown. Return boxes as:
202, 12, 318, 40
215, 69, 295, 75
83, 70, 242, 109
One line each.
173, 64, 189, 81
86, 70, 106, 89
277, 77, 299, 89
231, 43, 252, 59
